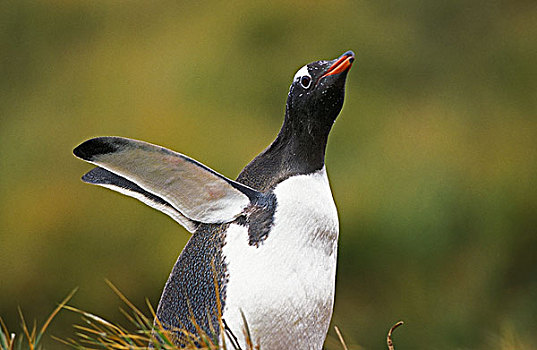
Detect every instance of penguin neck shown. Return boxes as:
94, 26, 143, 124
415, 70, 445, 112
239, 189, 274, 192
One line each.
237, 108, 333, 191
272, 108, 331, 171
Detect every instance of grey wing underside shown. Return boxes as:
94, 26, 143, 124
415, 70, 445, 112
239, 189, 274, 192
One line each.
74, 136, 260, 233
82, 167, 199, 232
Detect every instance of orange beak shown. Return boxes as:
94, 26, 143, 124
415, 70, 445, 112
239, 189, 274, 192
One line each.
320, 51, 355, 79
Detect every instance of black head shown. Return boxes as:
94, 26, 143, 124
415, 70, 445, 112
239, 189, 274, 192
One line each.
285, 50, 355, 139
237, 51, 355, 191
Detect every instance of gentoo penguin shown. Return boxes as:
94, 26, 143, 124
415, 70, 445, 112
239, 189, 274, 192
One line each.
74, 50, 354, 349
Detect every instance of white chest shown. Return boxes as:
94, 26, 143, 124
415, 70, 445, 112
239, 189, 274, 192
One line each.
221, 167, 339, 349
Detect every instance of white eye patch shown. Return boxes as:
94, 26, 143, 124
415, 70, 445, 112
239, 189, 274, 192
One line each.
293, 65, 311, 82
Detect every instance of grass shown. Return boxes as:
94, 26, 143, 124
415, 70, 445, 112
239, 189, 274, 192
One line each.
0, 290, 76, 350
1, 283, 403, 350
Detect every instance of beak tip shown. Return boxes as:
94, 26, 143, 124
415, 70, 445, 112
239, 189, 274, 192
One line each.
342, 50, 356, 64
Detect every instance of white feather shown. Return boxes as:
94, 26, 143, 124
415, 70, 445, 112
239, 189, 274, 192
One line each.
98, 183, 198, 232
221, 167, 339, 349
293, 65, 311, 82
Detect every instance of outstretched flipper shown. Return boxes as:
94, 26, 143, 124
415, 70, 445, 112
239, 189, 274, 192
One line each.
73, 137, 260, 229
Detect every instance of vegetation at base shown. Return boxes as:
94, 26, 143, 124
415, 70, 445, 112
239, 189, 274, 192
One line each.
1, 284, 369, 350
1, 282, 530, 350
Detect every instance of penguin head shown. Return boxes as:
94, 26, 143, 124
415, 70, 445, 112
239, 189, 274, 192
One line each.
286, 51, 355, 134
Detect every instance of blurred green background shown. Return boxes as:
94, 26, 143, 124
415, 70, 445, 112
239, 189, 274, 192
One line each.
1, 0, 536, 349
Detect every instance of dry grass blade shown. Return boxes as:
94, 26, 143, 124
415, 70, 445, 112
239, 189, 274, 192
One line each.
0, 316, 14, 350
334, 326, 348, 350
37, 288, 78, 345
105, 280, 145, 320
387, 321, 404, 350
17, 307, 35, 350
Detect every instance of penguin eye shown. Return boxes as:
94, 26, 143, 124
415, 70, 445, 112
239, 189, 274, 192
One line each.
300, 75, 312, 89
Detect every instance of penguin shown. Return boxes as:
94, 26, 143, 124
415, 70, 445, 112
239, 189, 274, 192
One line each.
74, 50, 355, 349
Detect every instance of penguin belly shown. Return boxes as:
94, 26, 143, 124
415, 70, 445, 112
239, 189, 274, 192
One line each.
221, 167, 339, 349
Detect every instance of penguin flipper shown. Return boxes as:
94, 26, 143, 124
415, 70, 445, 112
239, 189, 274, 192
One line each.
74, 136, 260, 225
82, 167, 198, 232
